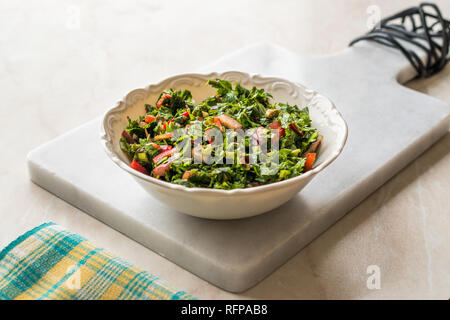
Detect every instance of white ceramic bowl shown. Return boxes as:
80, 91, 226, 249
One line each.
101, 71, 348, 219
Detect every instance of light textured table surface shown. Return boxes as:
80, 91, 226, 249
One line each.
1, 0, 449, 299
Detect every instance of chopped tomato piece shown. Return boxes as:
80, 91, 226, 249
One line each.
205, 128, 213, 144
213, 117, 224, 132
145, 115, 156, 123
304, 153, 316, 171
162, 119, 174, 130
156, 93, 171, 109
289, 123, 303, 136
271, 127, 285, 145
130, 159, 148, 175
154, 132, 174, 141
152, 147, 177, 164
269, 123, 285, 145
268, 120, 282, 129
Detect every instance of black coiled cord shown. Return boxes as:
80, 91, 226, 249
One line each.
350, 2, 450, 78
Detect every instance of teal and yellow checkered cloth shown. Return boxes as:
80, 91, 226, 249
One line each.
0, 222, 193, 300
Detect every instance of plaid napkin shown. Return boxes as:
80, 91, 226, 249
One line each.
0, 222, 193, 300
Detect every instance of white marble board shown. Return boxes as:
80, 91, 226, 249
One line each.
27, 42, 450, 292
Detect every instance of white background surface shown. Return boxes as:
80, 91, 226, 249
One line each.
1, 0, 449, 299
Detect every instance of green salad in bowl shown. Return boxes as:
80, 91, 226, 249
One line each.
119, 79, 323, 190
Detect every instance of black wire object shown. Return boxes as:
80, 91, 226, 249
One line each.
350, 2, 450, 78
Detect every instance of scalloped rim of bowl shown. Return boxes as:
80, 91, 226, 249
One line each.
100, 71, 348, 196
